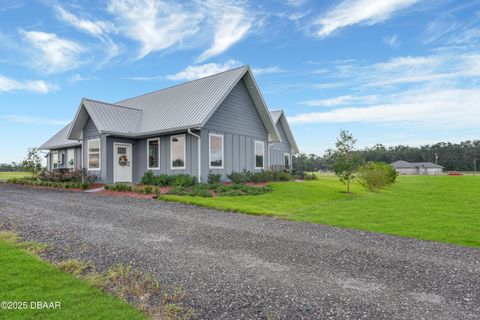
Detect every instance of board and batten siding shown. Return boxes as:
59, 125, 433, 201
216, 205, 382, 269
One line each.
118, 134, 198, 184
201, 79, 269, 181
269, 120, 291, 168
82, 117, 103, 180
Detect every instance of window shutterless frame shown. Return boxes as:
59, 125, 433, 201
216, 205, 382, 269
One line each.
284, 152, 290, 168
170, 134, 186, 170
255, 140, 265, 169
146, 138, 160, 170
209, 133, 224, 169
87, 138, 101, 171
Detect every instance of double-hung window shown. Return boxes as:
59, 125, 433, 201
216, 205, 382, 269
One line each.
255, 140, 264, 169
88, 139, 100, 170
52, 151, 59, 169
284, 153, 290, 169
147, 138, 160, 169
209, 133, 224, 169
67, 148, 75, 170
170, 134, 186, 169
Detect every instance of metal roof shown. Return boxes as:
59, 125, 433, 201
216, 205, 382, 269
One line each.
391, 161, 444, 169
63, 65, 281, 143
40, 122, 81, 149
270, 110, 300, 154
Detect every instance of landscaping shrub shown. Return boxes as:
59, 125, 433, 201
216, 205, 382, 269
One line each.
227, 169, 294, 183
172, 174, 197, 187
166, 183, 271, 197
357, 162, 398, 192
140, 171, 196, 187
140, 171, 173, 186
207, 172, 222, 185
105, 183, 161, 195
38, 168, 97, 184
303, 172, 318, 180
7, 177, 90, 190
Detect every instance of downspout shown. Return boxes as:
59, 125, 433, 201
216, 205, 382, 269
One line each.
187, 128, 201, 183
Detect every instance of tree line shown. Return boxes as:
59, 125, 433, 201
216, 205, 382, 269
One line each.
0, 162, 27, 172
293, 140, 480, 172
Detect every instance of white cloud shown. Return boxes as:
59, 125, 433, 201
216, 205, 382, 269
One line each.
313, 0, 419, 38
53, 5, 119, 65
197, 1, 252, 62
1, 115, 68, 125
299, 95, 378, 107
0, 75, 58, 93
251, 66, 284, 75
289, 88, 480, 128
54, 5, 113, 37
108, 0, 203, 59
383, 34, 400, 48
166, 60, 241, 81
19, 30, 86, 73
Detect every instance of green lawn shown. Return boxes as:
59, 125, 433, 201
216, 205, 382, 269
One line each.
161, 175, 480, 247
0, 239, 146, 320
0, 172, 31, 181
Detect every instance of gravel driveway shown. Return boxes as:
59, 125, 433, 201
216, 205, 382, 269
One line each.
0, 183, 479, 319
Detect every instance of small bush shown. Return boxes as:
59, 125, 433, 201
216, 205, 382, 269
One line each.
303, 172, 317, 180
172, 174, 197, 187
140, 171, 196, 187
357, 162, 398, 192
227, 171, 248, 184
38, 168, 97, 184
227, 169, 294, 183
207, 173, 222, 185
7, 177, 91, 190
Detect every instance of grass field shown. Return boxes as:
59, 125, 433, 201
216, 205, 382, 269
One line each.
0, 236, 146, 320
0, 172, 31, 181
161, 175, 480, 247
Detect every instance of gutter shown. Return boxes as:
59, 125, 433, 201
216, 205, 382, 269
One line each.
187, 128, 201, 183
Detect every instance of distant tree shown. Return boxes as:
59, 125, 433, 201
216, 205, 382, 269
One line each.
22, 147, 42, 176
333, 130, 363, 193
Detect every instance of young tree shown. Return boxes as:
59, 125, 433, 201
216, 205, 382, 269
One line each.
22, 147, 42, 176
333, 130, 363, 193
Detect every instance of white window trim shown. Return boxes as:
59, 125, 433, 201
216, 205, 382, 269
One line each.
147, 138, 160, 170
209, 133, 224, 169
284, 152, 290, 167
87, 138, 101, 171
170, 134, 186, 170
67, 148, 75, 169
52, 150, 59, 169
255, 140, 265, 170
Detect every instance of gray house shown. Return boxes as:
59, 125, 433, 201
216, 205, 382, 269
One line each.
391, 160, 444, 175
40, 66, 299, 184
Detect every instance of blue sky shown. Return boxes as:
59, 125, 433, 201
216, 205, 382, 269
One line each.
1, 0, 479, 163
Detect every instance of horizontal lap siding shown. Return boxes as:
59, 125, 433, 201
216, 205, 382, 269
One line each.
201, 79, 269, 181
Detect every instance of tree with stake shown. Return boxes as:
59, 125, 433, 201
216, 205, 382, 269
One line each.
333, 130, 363, 193
22, 147, 42, 176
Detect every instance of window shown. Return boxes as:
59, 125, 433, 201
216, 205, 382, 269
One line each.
209, 133, 224, 169
284, 153, 290, 169
147, 138, 160, 169
52, 151, 59, 169
170, 134, 186, 169
67, 149, 75, 169
88, 139, 100, 170
255, 140, 264, 169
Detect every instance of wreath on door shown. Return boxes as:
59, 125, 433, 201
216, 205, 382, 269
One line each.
118, 155, 128, 166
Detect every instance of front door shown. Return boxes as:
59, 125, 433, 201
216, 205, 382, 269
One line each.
114, 143, 132, 183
